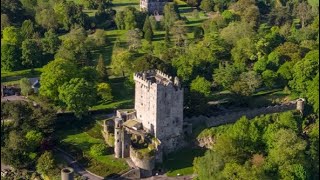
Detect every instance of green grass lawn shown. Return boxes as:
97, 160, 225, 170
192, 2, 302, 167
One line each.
163, 148, 205, 177
91, 78, 134, 111
112, 0, 140, 12
1, 68, 42, 85
56, 117, 129, 177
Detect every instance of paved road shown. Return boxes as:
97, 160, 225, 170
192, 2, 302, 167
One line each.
142, 175, 194, 180
54, 148, 104, 180
1, 163, 12, 171
1, 95, 29, 102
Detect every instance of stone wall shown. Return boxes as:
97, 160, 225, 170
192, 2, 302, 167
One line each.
129, 146, 155, 173
117, 167, 140, 180
185, 100, 299, 128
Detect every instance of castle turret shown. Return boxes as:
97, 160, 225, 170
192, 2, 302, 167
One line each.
296, 98, 305, 115
174, 76, 181, 88
114, 117, 123, 158
61, 167, 74, 180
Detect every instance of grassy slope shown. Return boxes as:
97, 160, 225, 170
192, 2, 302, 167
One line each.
1, 68, 42, 85
163, 148, 205, 177
56, 118, 129, 177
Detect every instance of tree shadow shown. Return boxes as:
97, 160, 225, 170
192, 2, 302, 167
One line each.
112, 3, 139, 8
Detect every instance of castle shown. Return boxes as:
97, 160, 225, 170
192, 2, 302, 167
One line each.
103, 70, 190, 177
140, 0, 171, 14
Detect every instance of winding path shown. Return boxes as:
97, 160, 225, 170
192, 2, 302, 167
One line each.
54, 148, 104, 180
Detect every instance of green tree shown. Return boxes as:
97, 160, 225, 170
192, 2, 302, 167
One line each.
41, 29, 61, 55
124, 8, 137, 30
200, 0, 214, 12
229, 0, 260, 26
231, 37, 257, 64
2, 26, 23, 45
294, 1, 313, 28
80, 66, 99, 83
1, 43, 21, 71
262, 69, 278, 88
1, 131, 29, 168
170, 20, 188, 47
143, 15, 153, 42
21, 39, 42, 69
1, 0, 25, 23
127, 28, 142, 51
193, 150, 224, 180
190, 76, 211, 97
289, 50, 319, 95
268, 129, 306, 167
35, 8, 59, 30
21, 19, 35, 39
231, 71, 262, 96
20, 78, 33, 96
25, 130, 43, 151
213, 63, 241, 90
91, 29, 107, 46
90, 144, 107, 156
1, 14, 11, 31
97, 83, 113, 103
110, 49, 133, 77
220, 22, 255, 45
58, 78, 97, 118
163, 2, 179, 31
115, 11, 125, 29
96, 54, 108, 81
306, 73, 319, 113
36, 151, 55, 176
39, 58, 78, 101
55, 26, 92, 66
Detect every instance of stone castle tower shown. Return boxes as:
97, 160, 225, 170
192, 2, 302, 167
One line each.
134, 70, 184, 153
108, 70, 186, 177
140, 0, 170, 14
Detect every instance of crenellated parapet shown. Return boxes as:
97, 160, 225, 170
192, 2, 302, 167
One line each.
133, 69, 182, 90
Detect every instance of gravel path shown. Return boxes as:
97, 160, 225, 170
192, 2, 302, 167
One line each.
54, 148, 104, 180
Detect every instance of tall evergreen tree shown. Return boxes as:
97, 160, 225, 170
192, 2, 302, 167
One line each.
96, 54, 108, 81
143, 15, 153, 42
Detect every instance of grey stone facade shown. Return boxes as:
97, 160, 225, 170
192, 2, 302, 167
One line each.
134, 70, 184, 153
140, 0, 170, 14
110, 70, 184, 177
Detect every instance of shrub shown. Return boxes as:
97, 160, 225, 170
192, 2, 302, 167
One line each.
90, 144, 107, 157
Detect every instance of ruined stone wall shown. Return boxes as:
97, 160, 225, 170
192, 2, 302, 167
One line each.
185, 100, 299, 128
140, 0, 168, 13
129, 146, 155, 177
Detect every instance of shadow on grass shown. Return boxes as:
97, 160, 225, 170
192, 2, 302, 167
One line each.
163, 148, 206, 176
186, 19, 206, 25
153, 33, 165, 41
112, 2, 139, 7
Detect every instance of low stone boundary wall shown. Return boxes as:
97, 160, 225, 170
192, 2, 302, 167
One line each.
185, 100, 298, 128
116, 167, 140, 180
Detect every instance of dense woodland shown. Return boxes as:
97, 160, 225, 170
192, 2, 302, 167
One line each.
1, 0, 319, 179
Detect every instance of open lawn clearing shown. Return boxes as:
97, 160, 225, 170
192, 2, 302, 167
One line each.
1, 68, 42, 84
56, 118, 129, 177
91, 80, 134, 111
112, 0, 140, 12
163, 148, 205, 177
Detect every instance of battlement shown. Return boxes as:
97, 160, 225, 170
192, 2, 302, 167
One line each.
133, 69, 181, 88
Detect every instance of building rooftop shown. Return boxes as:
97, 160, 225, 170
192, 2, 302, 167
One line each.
134, 69, 181, 87
123, 119, 142, 130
